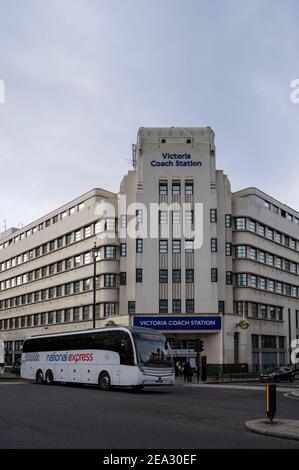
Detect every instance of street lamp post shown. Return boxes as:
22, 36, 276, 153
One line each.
91, 243, 99, 329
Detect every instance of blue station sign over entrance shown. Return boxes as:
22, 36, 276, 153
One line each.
133, 316, 221, 331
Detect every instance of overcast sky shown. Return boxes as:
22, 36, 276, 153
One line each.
0, 0, 299, 230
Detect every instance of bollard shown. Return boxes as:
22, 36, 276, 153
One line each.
266, 384, 276, 422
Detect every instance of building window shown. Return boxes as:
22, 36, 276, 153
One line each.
64, 308, 71, 323
259, 278, 266, 290
226, 243, 232, 256
75, 230, 81, 242
104, 303, 116, 318
159, 300, 168, 314
105, 246, 116, 259
267, 254, 274, 266
172, 240, 181, 254
95, 305, 101, 321
218, 301, 225, 314
136, 210, 143, 224
269, 306, 276, 320
120, 272, 127, 286
251, 303, 258, 318
172, 300, 181, 313
104, 274, 116, 288
73, 281, 80, 294
83, 279, 91, 291
172, 183, 181, 196
56, 310, 63, 323
250, 275, 257, 288
186, 269, 194, 283
211, 268, 218, 283
120, 243, 127, 257
186, 299, 194, 313
236, 273, 247, 287
128, 301, 136, 314
210, 209, 217, 223
249, 220, 256, 232
84, 226, 92, 238
276, 282, 283, 294
225, 214, 232, 228
278, 307, 283, 321
65, 283, 72, 295
172, 211, 181, 225
235, 218, 246, 230
48, 287, 55, 299
252, 335, 259, 349
226, 271, 233, 285
136, 269, 143, 283
185, 182, 193, 195
261, 305, 267, 319
73, 307, 80, 322
268, 280, 275, 292
276, 257, 282, 269
159, 182, 168, 195
65, 233, 72, 245
57, 237, 63, 248
105, 219, 115, 231
172, 270, 181, 283
159, 270, 168, 284
120, 215, 127, 229
258, 225, 265, 237
159, 211, 168, 224
211, 238, 218, 253
261, 335, 276, 349
65, 258, 72, 270
84, 253, 91, 264
136, 239, 143, 253
49, 241, 56, 252
185, 240, 194, 253
185, 210, 194, 224
236, 302, 247, 316
267, 229, 274, 241
159, 240, 168, 254
260, 251, 267, 263
83, 306, 90, 321
236, 245, 247, 258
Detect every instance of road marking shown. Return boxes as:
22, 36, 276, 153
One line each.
0, 381, 26, 385
284, 392, 299, 400
182, 383, 297, 393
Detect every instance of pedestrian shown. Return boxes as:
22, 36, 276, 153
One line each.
183, 361, 192, 383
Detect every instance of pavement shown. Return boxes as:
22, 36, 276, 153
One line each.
246, 419, 299, 441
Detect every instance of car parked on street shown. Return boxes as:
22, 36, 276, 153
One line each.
260, 366, 296, 383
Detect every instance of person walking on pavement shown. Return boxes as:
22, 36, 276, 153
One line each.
183, 361, 192, 383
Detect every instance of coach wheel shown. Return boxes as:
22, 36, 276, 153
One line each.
45, 369, 54, 385
131, 385, 144, 392
99, 372, 111, 391
36, 369, 44, 384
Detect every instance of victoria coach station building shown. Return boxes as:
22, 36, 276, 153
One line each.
1, 127, 299, 371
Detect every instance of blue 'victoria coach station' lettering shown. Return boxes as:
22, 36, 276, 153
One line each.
151, 153, 202, 168
133, 316, 222, 331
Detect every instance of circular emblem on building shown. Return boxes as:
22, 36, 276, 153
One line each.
237, 319, 250, 330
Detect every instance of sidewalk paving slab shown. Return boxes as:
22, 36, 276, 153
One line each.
245, 419, 299, 441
